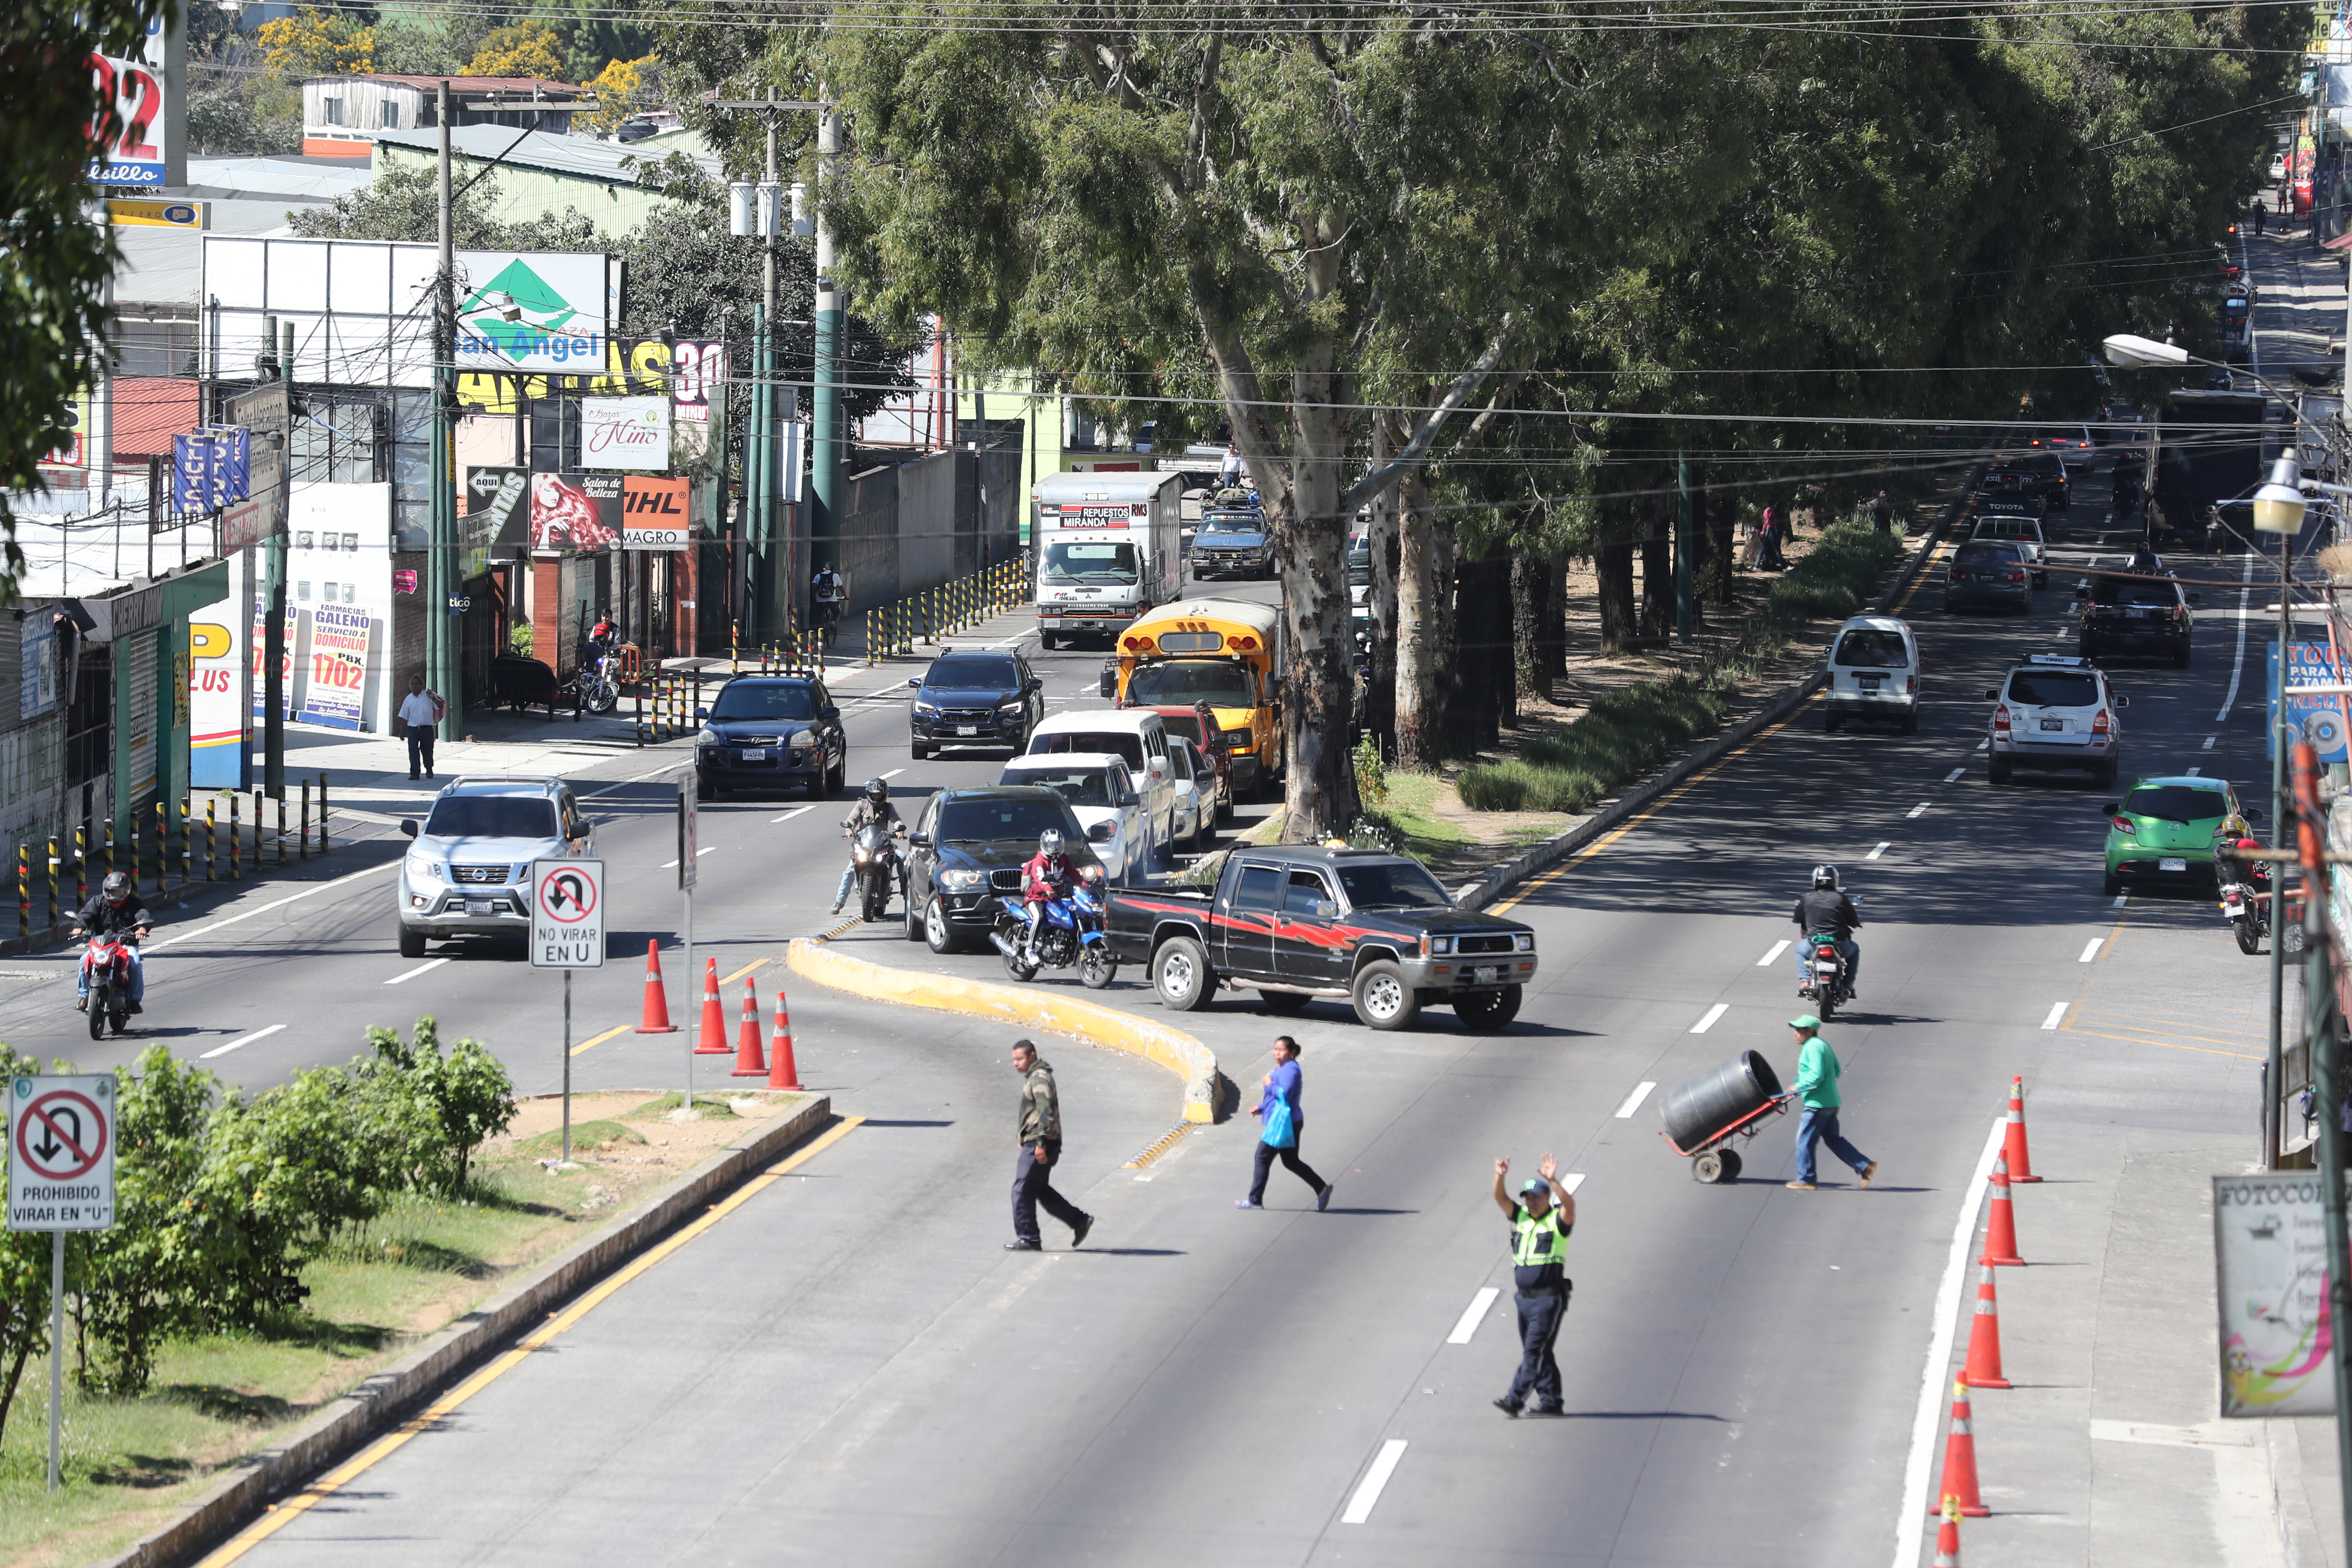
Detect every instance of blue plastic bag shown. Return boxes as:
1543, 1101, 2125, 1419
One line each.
1262, 1098, 1297, 1148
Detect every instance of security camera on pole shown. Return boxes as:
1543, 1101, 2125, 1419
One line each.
532, 858, 606, 1165
8, 1074, 117, 1493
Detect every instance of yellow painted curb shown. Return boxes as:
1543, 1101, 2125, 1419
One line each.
785, 939, 1223, 1123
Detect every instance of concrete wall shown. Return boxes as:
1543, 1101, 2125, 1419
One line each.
834, 448, 1025, 617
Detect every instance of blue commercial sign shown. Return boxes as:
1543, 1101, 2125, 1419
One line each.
169, 428, 251, 511
2268, 641, 2351, 763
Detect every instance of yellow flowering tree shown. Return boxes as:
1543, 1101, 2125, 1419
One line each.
256, 7, 374, 76
462, 21, 565, 80
586, 55, 659, 132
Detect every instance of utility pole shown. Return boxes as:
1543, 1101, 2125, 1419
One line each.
1674, 444, 1693, 643
812, 94, 843, 591
261, 309, 286, 799
429, 81, 463, 742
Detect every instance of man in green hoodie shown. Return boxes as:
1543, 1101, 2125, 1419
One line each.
1785, 1015, 1876, 1191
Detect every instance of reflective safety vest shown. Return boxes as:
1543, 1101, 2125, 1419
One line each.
1513, 1204, 1569, 1268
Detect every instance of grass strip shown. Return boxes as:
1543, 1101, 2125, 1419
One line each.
1457, 520, 1904, 813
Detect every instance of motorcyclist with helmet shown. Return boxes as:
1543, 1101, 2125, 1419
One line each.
72, 871, 152, 1014
832, 777, 906, 915
1792, 864, 1863, 999
1021, 829, 1081, 961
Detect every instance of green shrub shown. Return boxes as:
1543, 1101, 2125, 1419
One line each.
363, 1017, 518, 1193
1353, 734, 1388, 807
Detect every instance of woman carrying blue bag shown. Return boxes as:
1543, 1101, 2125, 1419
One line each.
1238, 1035, 1333, 1211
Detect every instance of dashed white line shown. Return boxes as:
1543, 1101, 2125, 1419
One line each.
2187, 766, 2201, 776
1690, 1002, 1730, 1034
659, 846, 719, 869
1976, 740, 1990, 752
2112, 893, 2129, 909
2079, 937, 2104, 963
1341, 1439, 1409, 1524
771, 804, 817, 824
1758, 940, 1791, 967
1944, 769, 1964, 783
385, 957, 450, 985
2202, 735, 2217, 751
1865, 842, 1890, 861
1906, 802, 1929, 819
1613, 1081, 1657, 1119
2040, 1001, 2068, 1031
1446, 1287, 1501, 1344
202, 1023, 285, 1059
1558, 1172, 1586, 1194
879, 767, 906, 780
2218, 553, 2257, 721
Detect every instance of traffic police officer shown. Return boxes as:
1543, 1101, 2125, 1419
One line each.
1491, 1152, 1573, 1416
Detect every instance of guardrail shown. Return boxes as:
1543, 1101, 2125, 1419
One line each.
864, 556, 1031, 666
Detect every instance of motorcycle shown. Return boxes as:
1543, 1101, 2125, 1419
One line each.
574, 650, 621, 714
80, 931, 140, 1039
1798, 932, 1851, 1020
989, 875, 1117, 988
846, 821, 905, 922
2221, 873, 2305, 956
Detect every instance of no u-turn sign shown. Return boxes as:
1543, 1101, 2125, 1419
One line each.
531, 859, 606, 969
8, 1075, 116, 1231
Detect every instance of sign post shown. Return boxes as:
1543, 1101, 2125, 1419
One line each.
8, 1074, 118, 1492
530, 860, 605, 1164
679, 779, 697, 1109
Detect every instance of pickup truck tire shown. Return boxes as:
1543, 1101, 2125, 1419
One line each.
398, 925, 427, 959
1152, 936, 1215, 1011
1352, 960, 1420, 1031
1259, 989, 1312, 1014
1454, 985, 1522, 1030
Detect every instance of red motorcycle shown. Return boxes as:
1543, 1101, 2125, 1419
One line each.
80, 930, 141, 1039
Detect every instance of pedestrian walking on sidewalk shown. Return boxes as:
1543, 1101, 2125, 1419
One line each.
1757, 503, 1787, 571
1871, 489, 1894, 535
1237, 1035, 1333, 1211
1783, 1015, 1876, 1191
1007, 1039, 1093, 1251
397, 674, 447, 779
1491, 1153, 1573, 1418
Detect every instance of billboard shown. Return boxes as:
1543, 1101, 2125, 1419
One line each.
455, 254, 610, 374
582, 396, 670, 471
461, 466, 531, 578
88, 18, 171, 186
672, 341, 726, 463
530, 472, 623, 552
620, 476, 692, 550
2270, 643, 2351, 763
253, 483, 393, 735
2215, 1172, 2334, 1416
188, 608, 243, 790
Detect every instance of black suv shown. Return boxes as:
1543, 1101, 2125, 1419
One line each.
903, 786, 1103, 953
2076, 568, 2198, 668
907, 649, 1045, 760
693, 676, 847, 800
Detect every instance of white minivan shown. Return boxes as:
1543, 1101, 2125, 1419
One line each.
1025, 709, 1176, 868
1823, 616, 1921, 734
998, 752, 1152, 883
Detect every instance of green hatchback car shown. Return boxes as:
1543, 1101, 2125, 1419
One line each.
2101, 775, 2253, 896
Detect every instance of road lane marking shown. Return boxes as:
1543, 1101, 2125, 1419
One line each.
1906, 802, 1929, 819
154, 860, 400, 949
2062, 1026, 2262, 1060
2187, 766, 2200, 775
2203, 736, 2217, 750
1613, 1082, 1656, 1119
202, 1024, 285, 1060
1866, 842, 1890, 861
194, 1115, 865, 1568
2218, 553, 2257, 721
1758, 940, 1791, 967
660, 847, 719, 869
1690, 1003, 1729, 1034
1891, 1119, 2010, 1568
1944, 769, 1963, 783
879, 767, 906, 780
2040, 1001, 2068, 1030
2079, 938, 2104, 962
1559, 1173, 1585, 1194
1975, 740, 1989, 752
1341, 1439, 1409, 1524
721, 957, 769, 984
1888, 541, 1950, 617
771, 804, 817, 824
2113, 893, 2128, 909
570, 1024, 631, 1057
385, 958, 450, 985
1446, 1287, 1500, 1344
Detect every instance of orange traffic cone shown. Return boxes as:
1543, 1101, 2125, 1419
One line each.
1930, 1378, 1989, 1517
1980, 1155, 2025, 1266
1932, 1496, 1965, 1565
693, 959, 731, 1054
766, 983, 803, 1090
2003, 1075, 2040, 1182
1960, 1264, 2010, 1388
635, 940, 678, 1033
731, 978, 769, 1077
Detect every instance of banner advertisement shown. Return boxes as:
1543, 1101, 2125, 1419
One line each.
530, 472, 622, 552
253, 484, 392, 735
620, 476, 692, 550
462, 466, 531, 576
173, 428, 250, 512
188, 609, 242, 790
2269, 643, 2351, 763
582, 396, 671, 471
88, 29, 168, 186
300, 602, 377, 730
454, 254, 610, 374
2214, 1172, 2334, 1416
671, 341, 726, 463
18, 617, 57, 721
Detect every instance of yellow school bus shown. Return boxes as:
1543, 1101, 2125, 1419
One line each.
1105, 597, 1286, 796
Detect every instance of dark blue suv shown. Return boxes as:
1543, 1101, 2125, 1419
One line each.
694, 676, 846, 800
907, 649, 1044, 761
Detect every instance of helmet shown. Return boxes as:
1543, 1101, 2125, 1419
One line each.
1811, 864, 1840, 890
102, 871, 132, 904
1038, 829, 1064, 857
865, 778, 888, 804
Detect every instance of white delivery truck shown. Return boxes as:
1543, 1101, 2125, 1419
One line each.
1032, 470, 1186, 649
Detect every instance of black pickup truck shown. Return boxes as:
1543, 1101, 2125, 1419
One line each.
1103, 845, 1537, 1031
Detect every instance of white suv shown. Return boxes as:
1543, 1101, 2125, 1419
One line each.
1985, 655, 2127, 787
398, 776, 593, 956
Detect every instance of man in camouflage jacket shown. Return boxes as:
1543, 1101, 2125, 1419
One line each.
1008, 1038, 1092, 1251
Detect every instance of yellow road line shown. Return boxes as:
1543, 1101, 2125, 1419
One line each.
568, 1025, 631, 1058
196, 1115, 864, 1568
1889, 541, 1953, 618
2059, 1026, 2261, 1060
2073, 1019, 2265, 1048
720, 956, 768, 985
1488, 700, 1817, 915
2095, 897, 2134, 962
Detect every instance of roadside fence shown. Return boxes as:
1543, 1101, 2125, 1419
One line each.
864, 556, 1031, 665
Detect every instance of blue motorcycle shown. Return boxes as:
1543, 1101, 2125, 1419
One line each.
989, 876, 1117, 989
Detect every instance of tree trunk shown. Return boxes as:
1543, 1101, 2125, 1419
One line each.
1542, 561, 1568, 684
1638, 490, 1672, 640
1708, 485, 1737, 607
1365, 422, 1401, 755
1449, 552, 1510, 750
1512, 553, 1551, 705
1395, 467, 1452, 770
1272, 352, 1358, 842
1684, 487, 1711, 632
1596, 534, 1636, 655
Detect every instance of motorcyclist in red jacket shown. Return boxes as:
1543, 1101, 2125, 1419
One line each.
1021, 830, 1078, 959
